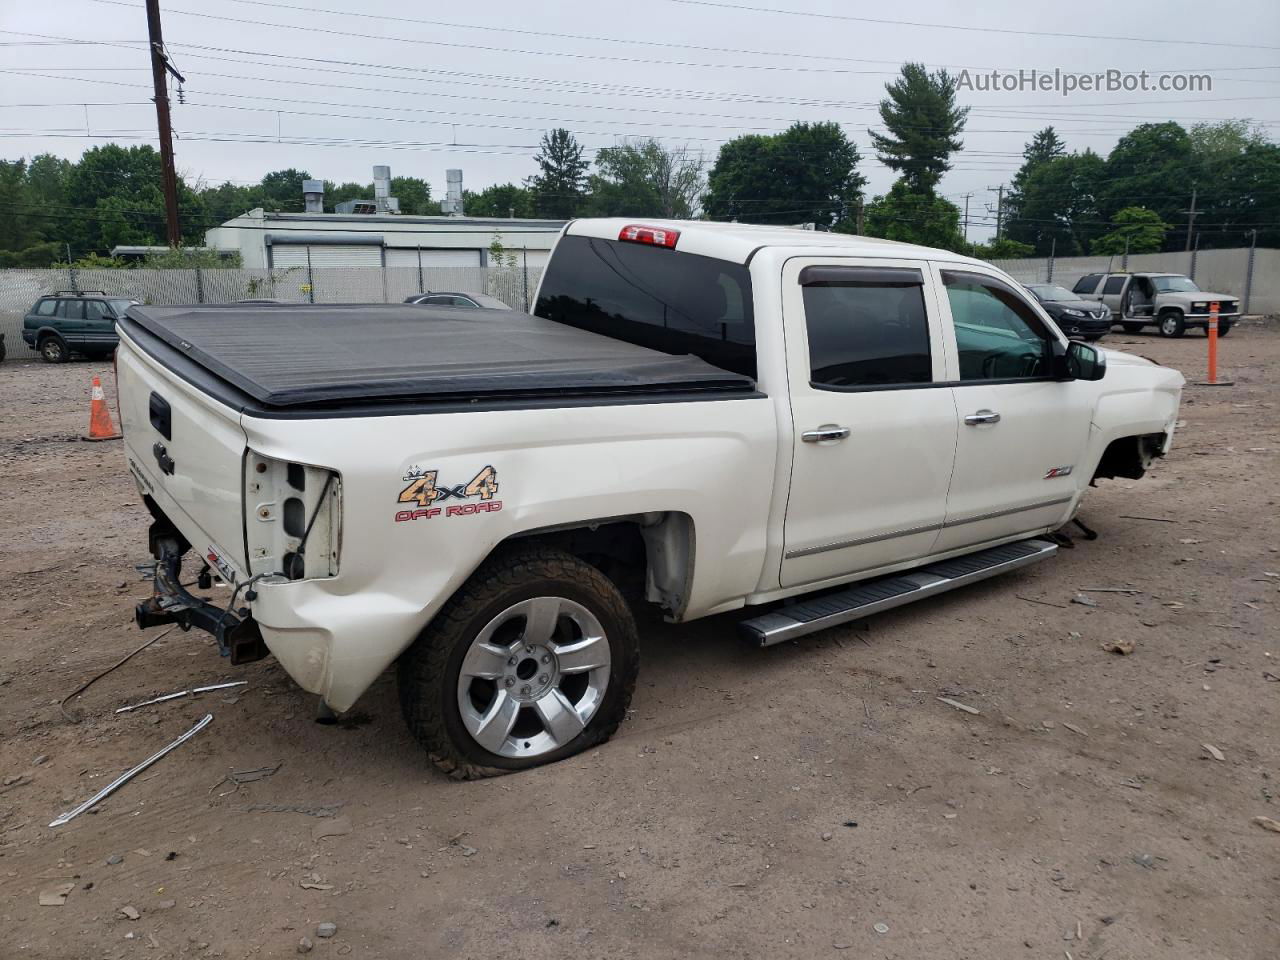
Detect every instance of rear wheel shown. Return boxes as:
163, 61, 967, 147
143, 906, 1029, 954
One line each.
1121, 322, 1145, 334
39, 335, 68, 363
1157, 311, 1186, 338
398, 546, 639, 779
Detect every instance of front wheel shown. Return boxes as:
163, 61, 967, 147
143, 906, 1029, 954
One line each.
1157, 311, 1186, 338
1215, 321, 1233, 337
1121, 322, 1145, 334
39, 336, 69, 363
398, 547, 639, 779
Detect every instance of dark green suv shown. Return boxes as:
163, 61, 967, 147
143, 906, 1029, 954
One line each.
22, 291, 138, 363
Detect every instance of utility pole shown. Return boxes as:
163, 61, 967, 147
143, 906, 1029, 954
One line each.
962, 192, 972, 243
988, 184, 1005, 240
855, 199, 865, 236
145, 0, 184, 247
1182, 186, 1197, 252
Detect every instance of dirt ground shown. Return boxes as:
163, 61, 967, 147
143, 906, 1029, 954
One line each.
1, 324, 1278, 960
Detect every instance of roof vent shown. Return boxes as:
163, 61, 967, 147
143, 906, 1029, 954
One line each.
302, 180, 324, 214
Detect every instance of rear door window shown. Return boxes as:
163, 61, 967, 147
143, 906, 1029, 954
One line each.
1102, 276, 1127, 294
535, 234, 756, 378
799, 266, 931, 388
57, 299, 85, 320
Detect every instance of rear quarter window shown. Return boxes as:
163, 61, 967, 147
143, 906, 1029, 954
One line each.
535, 234, 756, 378
34, 298, 57, 316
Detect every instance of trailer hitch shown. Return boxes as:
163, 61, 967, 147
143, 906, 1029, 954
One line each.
135, 540, 268, 665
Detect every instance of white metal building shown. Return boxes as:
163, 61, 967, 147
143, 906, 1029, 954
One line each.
204, 209, 566, 271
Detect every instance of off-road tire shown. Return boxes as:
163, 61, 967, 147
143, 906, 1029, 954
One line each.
39, 335, 69, 363
1215, 320, 1232, 337
398, 546, 639, 780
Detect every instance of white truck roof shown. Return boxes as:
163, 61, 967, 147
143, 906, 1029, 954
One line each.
566, 217, 990, 268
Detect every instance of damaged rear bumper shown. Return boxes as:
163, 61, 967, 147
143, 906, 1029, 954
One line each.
135, 540, 269, 666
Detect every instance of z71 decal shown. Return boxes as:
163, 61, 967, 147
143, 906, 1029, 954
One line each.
396, 465, 502, 523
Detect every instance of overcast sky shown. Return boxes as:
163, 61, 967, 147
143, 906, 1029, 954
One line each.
2, 0, 1278, 239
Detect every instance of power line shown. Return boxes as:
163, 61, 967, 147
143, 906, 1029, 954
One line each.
661, 0, 1280, 51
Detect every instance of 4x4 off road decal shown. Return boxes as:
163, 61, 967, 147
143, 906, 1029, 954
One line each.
395, 465, 501, 522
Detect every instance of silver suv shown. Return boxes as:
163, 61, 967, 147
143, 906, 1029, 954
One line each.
1072, 272, 1239, 338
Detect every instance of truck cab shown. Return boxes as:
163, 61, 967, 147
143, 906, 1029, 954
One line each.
115, 220, 1184, 778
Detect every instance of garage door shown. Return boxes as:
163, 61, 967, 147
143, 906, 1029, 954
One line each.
385, 248, 482, 268
271, 244, 383, 269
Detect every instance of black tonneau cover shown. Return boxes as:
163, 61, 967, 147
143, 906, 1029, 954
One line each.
123, 304, 755, 409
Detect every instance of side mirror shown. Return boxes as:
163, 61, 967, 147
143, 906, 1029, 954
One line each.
1058, 340, 1106, 381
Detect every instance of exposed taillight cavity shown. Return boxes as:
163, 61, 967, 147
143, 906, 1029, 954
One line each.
244, 451, 341, 581
618, 224, 680, 249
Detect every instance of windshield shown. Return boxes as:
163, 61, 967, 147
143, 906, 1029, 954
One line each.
1028, 285, 1076, 302
1151, 276, 1200, 293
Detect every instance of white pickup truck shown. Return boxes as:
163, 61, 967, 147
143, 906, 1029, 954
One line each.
116, 219, 1184, 778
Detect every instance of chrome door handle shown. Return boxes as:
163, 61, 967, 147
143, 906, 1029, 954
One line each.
802, 424, 851, 443
964, 410, 1001, 425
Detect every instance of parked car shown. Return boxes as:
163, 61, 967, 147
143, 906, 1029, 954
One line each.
1071, 272, 1238, 338
404, 291, 512, 310
1023, 284, 1111, 341
22, 291, 138, 362
116, 220, 1183, 778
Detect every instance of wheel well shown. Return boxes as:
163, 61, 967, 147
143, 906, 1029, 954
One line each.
503, 512, 694, 617
36, 328, 65, 344
1092, 433, 1168, 483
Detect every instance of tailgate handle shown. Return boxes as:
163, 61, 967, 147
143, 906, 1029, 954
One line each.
148, 391, 172, 440
152, 442, 176, 476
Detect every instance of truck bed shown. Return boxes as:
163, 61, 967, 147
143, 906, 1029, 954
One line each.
121, 304, 755, 411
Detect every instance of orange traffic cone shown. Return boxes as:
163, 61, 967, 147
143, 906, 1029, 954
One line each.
84, 375, 122, 441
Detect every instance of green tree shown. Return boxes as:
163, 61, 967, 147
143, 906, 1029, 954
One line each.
463, 183, 536, 218
588, 139, 703, 218
1015, 150, 1107, 256
1099, 122, 1193, 248
705, 122, 864, 227
970, 236, 1035, 259
528, 128, 589, 219
1189, 120, 1272, 248
869, 63, 969, 194
1092, 206, 1170, 254
1006, 127, 1066, 246
1208, 138, 1280, 247
863, 180, 965, 250
258, 168, 311, 211
390, 176, 432, 215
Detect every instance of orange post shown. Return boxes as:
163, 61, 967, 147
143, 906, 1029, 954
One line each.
1206, 301, 1219, 383
84, 375, 122, 441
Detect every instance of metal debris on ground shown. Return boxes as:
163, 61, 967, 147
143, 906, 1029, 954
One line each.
48, 714, 213, 827
1062, 722, 1089, 737
1202, 743, 1225, 761
1252, 816, 1280, 833
873, 922, 890, 935
1071, 594, 1099, 607
116, 681, 247, 714
58, 627, 175, 722
1101, 639, 1136, 656
210, 760, 283, 794
936, 696, 981, 715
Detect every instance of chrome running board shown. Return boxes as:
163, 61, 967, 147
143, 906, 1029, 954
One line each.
741, 538, 1058, 647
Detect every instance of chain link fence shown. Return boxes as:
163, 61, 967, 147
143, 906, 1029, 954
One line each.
0, 265, 543, 358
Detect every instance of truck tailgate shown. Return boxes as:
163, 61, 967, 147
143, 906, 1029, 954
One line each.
117, 332, 249, 578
